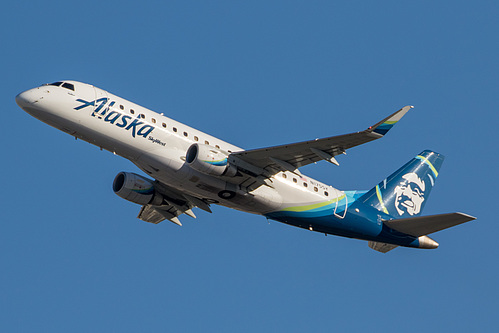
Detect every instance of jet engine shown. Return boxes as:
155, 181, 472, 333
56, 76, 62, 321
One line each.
113, 172, 164, 206
186, 143, 237, 177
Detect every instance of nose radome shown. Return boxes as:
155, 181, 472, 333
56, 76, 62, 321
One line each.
15, 91, 28, 107
15, 88, 39, 108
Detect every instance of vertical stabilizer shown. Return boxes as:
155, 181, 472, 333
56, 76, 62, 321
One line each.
360, 150, 444, 218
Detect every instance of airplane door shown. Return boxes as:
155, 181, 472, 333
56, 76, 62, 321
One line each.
333, 188, 347, 219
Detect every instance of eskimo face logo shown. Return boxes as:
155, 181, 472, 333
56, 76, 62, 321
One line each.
393, 173, 425, 216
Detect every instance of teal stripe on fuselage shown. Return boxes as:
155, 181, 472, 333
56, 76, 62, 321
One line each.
265, 190, 421, 248
266, 190, 365, 219
132, 187, 154, 195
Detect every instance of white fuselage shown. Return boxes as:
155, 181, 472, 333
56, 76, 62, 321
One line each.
19, 82, 462, 251
16, 81, 345, 217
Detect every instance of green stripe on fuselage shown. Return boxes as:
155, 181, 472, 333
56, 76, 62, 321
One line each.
281, 194, 346, 212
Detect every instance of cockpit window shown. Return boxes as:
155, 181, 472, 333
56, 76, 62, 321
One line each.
46, 81, 75, 91
62, 82, 75, 91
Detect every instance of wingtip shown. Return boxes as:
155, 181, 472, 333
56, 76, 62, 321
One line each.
397, 105, 413, 117
456, 212, 477, 221
369, 106, 412, 136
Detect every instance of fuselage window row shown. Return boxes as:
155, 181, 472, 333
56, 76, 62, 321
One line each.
121, 104, 226, 153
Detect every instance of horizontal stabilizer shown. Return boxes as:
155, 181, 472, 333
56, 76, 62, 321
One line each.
368, 241, 399, 253
383, 212, 476, 237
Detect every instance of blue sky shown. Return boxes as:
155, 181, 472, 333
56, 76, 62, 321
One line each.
1, 1, 498, 331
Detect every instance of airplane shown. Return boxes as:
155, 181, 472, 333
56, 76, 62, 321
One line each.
15, 80, 475, 253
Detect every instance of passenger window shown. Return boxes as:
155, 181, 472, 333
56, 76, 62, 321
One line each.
183, 132, 188, 137
205, 140, 209, 145
324, 191, 329, 196
293, 178, 297, 183
314, 187, 318, 192
162, 123, 166, 128
194, 136, 199, 141
215, 145, 220, 149
303, 183, 308, 187
140, 114, 145, 119
120, 105, 124, 110
152, 118, 156, 123
62, 82, 75, 91
130, 109, 135, 114
173, 127, 177, 132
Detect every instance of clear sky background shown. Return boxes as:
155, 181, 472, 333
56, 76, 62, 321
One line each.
1, 1, 498, 332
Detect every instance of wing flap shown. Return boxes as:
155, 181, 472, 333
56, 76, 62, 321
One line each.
383, 212, 476, 237
138, 205, 167, 224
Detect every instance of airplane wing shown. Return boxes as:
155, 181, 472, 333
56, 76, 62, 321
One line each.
231, 106, 413, 176
138, 204, 184, 225
137, 180, 212, 226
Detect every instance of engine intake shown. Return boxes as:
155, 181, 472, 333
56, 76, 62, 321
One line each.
186, 143, 237, 177
113, 172, 163, 206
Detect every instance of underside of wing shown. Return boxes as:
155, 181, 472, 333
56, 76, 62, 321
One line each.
138, 204, 183, 225
137, 180, 212, 226
231, 106, 413, 175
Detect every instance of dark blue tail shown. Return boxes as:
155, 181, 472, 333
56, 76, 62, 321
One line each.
360, 150, 444, 218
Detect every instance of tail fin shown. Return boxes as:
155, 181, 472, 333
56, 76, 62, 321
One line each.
360, 150, 444, 218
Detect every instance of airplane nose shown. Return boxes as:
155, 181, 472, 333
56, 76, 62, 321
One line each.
15, 89, 39, 108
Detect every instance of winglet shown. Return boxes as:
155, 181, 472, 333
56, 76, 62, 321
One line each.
368, 105, 413, 136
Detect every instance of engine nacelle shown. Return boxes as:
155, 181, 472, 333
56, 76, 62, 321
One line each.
112, 172, 163, 206
186, 143, 237, 177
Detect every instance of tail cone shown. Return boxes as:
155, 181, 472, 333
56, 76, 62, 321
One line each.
418, 235, 439, 249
